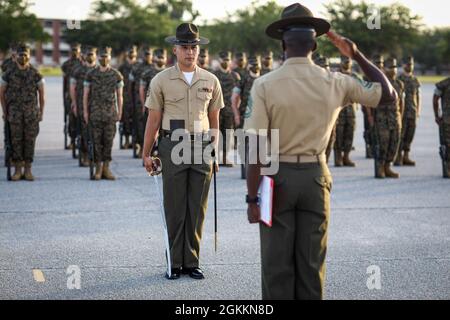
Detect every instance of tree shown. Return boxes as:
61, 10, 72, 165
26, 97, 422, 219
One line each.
0, 0, 50, 54
63, 0, 194, 54
413, 28, 450, 74
319, 0, 423, 59
152, 0, 199, 21
201, 1, 283, 56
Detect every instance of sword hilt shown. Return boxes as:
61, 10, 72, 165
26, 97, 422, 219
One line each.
147, 156, 162, 176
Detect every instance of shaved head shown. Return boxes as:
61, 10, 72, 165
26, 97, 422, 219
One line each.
282, 28, 317, 57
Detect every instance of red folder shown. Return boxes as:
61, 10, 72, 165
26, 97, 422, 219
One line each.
258, 176, 274, 227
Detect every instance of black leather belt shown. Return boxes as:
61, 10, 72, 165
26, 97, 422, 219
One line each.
162, 130, 211, 141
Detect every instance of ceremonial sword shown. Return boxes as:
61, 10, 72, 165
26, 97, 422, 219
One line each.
149, 157, 172, 278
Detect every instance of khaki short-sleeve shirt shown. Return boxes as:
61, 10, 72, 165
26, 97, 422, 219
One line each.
145, 64, 224, 133
244, 57, 382, 156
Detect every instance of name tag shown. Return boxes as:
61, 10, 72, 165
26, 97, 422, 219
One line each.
198, 87, 212, 93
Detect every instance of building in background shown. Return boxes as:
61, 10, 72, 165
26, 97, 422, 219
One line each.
31, 18, 71, 66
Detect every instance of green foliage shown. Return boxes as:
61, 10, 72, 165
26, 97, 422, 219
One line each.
202, 1, 283, 56
413, 28, 450, 74
1, 0, 448, 71
321, 0, 423, 59
0, 0, 50, 54
63, 0, 198, 54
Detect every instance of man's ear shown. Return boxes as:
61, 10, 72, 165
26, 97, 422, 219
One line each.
172, 46, 177, 56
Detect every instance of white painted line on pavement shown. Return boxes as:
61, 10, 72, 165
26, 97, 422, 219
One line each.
32, 269, 45, 283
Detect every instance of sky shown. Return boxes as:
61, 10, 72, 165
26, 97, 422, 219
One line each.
28, 0, 449, 28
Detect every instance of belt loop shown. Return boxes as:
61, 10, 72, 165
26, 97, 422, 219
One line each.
297, 155, 300, 163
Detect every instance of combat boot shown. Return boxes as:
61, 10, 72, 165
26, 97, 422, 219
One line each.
123, 135, 130, 149
375, 161, 385, 179
136, 143, 142, 158
23, 162, 35, 181
365, 145, 373, 159
384, 163, 399, 178
343, 152, 355, 167
402, 151, 416, 166
94, 162, 103, 180
102, 161, 116, 180
394, 151, 403, 166
11, 162, 23, 181
334, 151, 343, 167
81, 152, 90, 167
445, 164, 450, 178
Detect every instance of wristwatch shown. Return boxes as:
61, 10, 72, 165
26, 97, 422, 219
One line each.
246, 195, 259, 204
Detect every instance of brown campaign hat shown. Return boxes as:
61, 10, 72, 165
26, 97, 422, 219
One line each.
266, 3, 330, 40
165, 23, 209, 45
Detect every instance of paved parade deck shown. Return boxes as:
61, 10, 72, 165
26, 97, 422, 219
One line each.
0, 77, 448, 299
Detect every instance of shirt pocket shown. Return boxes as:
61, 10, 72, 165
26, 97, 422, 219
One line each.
196, 91, 212, 115
166, 95, 185, 112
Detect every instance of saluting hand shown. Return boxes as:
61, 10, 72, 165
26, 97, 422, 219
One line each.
326, 30, 358, 59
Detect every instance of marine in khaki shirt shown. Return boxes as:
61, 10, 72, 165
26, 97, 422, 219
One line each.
244, 56, 381, 156
243, 3, 397, 300
144, 63, 223, 133
142, 23, 224, 281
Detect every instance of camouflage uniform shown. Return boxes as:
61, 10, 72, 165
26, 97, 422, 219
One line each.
1, 57, 16, 74
61, 51, 83, 145
1, 63, 43, 164
85, 66, 123, 163
375, 76, 404, 167
198, 48, 212, 72
71, 63, 96, 157
233, 52, 247, 80
260, 51, 273, 76
214, 51, 241, 165
129, 58, 153, 149
398, 72, 420, 154
435, 77, 450, 165
118, 58, 136, 138
140, 50, 166, 154
363, 55, 385, 158
234, 70, 259, 129
233, 56, 260, 175
334, 68, 359, 166
335, 104, 356, 153
140, 48, 167, 95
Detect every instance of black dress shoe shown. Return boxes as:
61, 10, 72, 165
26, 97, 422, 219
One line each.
165, 268, 181, 280
182, 267, 204, 280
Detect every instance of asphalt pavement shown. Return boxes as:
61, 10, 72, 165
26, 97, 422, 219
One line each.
0, 77, 448, 300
